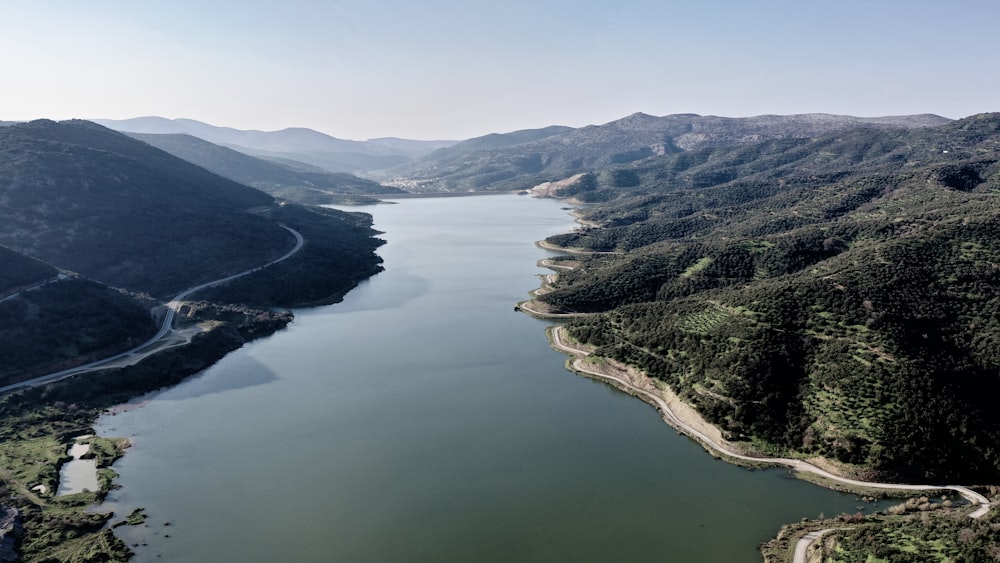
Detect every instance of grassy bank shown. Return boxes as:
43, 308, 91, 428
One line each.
0, 308, 290, 562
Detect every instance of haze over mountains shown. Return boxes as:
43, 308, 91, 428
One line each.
127, 132, 405, 205
387, 112, 952, 191
95, 112, 953, 195
94, 116, 457, 175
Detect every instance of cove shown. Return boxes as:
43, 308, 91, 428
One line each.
96, 194, 881, 562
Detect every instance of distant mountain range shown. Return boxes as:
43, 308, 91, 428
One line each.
386, 112, 952, 191
90, 113, 954, 194
93, 116, 458, 174
127, 132, 406, 204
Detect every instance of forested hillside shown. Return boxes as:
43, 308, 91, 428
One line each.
390, 112, 949, 192
0, 119, 290, 297
196, 204, 385, 307
536, 113, 1000, 482
0, 120, 386, 385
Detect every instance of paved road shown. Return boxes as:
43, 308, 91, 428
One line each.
0, 225, 304, 395
549, 326, 992, 521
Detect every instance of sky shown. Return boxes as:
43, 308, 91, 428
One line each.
2, 0, 998, 140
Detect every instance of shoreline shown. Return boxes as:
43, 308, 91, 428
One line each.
376, 190, 521, 200
526, 224, 991, 516
536, 239, 619, 255
0, 212, 385, 562
529, 204, 995, 560
546, 324, 991, 516
0, 224, 305, 396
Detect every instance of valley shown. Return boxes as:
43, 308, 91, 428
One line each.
1, 111, 999, 561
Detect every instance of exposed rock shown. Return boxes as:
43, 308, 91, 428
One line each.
0, 508, 23, 562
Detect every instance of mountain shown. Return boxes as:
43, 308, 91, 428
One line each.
389, 113, 951, 192
94, 116, 459, 175
0, 119, 387, 384
363, 137, 460, 158
532, 113, 1000, 482
0, 118, 392, 559
128, 132, 405, 204
0, 119, 293, 297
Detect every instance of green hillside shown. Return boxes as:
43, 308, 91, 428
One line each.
536, 114, 1000, 482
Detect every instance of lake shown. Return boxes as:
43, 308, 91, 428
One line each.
96, 194, 877, 562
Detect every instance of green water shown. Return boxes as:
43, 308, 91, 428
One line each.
97, 195, 878, 562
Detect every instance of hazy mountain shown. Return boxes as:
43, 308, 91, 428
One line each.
390, 112, 952, 191
364, 137, 460, 158
128, 132, 406, 204
94, 116, 459, 174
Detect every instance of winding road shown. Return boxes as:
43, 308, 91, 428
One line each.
0, 225, 304, 395
792, 530, 837, 563
548, 326, 992, 524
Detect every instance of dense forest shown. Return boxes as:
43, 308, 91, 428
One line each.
196, 204, 385, 307
536, 113, 1000, 482
0, 277, 157, 385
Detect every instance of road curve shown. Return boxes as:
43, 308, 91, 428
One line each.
792, 529, 835, 563
549, 326, 992, 520
0, 225, 305, 395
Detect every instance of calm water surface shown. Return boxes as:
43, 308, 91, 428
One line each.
97, 195, 876, 562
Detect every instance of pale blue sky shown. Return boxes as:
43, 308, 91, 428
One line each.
2, 0, 997, 139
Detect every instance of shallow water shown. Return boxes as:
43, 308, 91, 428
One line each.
97, 195, 882, 562
58, 441, 98, 495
